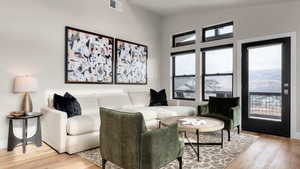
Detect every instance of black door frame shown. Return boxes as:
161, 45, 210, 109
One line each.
241, 37, 291, 137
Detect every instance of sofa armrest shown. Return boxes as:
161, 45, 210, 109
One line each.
198, 102, 209, 116
41, 107, 68, 153
141, 124, 183, 169
229, 106, 241, 127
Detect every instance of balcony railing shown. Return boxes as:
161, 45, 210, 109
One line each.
249, 92, 281, 120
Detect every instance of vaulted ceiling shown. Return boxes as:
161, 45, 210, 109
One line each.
128, 0, 298, 16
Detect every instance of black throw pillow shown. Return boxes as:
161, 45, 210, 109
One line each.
208, 96, 239, 116
53, 92, 82, 118
149, 89, 168, 106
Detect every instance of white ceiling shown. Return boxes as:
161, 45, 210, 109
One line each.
128, 0, 297, 16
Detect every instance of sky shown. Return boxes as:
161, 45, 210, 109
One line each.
175, 53, 195, 75
174, 43, 282, 75
249, 44, 282, 71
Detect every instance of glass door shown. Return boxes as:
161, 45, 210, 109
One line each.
241, 37, 291, 137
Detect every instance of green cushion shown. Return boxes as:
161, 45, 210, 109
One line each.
208, 97, 239, 116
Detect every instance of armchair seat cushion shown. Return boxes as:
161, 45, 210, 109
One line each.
67, 113, 100, 135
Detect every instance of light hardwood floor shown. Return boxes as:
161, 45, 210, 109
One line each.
1, 132, 299, 169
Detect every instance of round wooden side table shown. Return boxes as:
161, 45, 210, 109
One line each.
7, 113, 43, 153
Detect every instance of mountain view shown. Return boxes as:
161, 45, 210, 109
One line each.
174, 68, 282, 99
249, 69, 281, 93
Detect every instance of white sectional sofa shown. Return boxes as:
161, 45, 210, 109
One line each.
41, 90, 197, 154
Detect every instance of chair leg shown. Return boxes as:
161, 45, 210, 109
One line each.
227, 129, 231, 141
177, 157, 183, 169
102, 159, 107, 169
237, 125, 240, 134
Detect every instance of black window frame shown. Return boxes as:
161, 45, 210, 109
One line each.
202, 22, 234, 42
201, 44, 234, 101
171, 49, 196, 101
172, 30, 196, 48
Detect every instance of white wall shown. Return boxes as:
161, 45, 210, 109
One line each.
160, 2, 300, 135
0, 0, 162, 148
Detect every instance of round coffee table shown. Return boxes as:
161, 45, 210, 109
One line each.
160, 116, 224, 161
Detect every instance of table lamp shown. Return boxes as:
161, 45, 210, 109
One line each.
14, 76, 38, 114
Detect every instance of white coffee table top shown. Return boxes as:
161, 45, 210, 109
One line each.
160, 116, 224, 132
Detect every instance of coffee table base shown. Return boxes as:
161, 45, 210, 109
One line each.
184, 129, 223, 162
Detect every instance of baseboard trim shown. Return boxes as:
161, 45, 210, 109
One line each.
0, 139, 6, 149
294, 132, 300, 139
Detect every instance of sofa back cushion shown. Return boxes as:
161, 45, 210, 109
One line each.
128, 91, 150, 107
98, 92, 132, 109
73, 94, 98, 115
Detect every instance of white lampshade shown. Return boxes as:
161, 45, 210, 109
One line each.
14, 76, 38, 93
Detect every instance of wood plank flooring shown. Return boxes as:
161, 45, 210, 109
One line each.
0, 132, 299, 169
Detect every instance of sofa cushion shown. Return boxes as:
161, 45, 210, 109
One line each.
155, 106, 197, 119
98, 93, 132, 109
67, 113, 100, 135
128, 91, 150, 106
119, 106, 158, 121
76, 94, 99, 115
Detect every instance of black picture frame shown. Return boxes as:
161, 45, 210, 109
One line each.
115, 39, 148, 85
65, 26, 114, 84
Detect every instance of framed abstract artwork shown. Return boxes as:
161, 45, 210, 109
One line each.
115, 39, 148, 84
65, 26, 114, 84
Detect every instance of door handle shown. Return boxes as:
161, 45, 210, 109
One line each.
284, 89, 289, 95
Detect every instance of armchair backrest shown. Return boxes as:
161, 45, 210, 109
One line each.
208, 97, 240, 116
100, 107, 146, 169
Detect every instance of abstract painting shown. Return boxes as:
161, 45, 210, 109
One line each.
65, 26, 114, 84
115, 39, 148, 84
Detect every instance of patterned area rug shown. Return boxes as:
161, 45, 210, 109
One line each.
78, 130, 258, 169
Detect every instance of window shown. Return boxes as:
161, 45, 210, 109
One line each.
202, 22, 233, 42
201, 44, 234, 100
172, 31, 196, 47
171, 50, 196, 100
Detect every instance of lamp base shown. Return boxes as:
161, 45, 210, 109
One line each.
22, 92, 33, 113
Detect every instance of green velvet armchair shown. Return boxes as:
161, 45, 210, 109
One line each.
100, 107, 184, 169
198, 97, 241, 141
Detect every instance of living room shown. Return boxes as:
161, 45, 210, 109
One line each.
1, 0, 300, 169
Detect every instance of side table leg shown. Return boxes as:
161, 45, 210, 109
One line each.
196, 129, 199, 162
35, 117, 42, 147
221, 130, 223, 149
7, 119, 15, 151
22, 119, 28, 153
